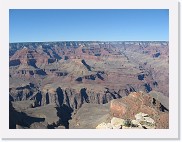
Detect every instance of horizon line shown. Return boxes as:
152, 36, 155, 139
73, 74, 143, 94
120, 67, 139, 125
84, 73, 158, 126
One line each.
9, 40, 169, 44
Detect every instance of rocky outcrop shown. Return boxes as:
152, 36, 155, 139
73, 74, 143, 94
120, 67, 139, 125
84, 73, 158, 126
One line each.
69, 92, 168, 129
10, 88, 169, 129
10, 91, 169, 129
110, 100, 127, 118
109, 92, 169, 128
96, 112, 156, 129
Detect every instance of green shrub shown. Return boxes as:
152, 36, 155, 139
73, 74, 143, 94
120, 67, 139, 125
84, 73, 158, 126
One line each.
124, 119, 132, 127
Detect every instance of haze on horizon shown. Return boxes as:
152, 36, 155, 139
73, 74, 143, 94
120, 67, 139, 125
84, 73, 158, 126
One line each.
9, 9, 169, 43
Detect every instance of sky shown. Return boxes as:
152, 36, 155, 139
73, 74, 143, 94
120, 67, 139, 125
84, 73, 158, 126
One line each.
9, 9, 169, 43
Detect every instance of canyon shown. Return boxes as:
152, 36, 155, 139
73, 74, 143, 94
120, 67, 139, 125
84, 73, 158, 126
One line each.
9, 41, 169, 129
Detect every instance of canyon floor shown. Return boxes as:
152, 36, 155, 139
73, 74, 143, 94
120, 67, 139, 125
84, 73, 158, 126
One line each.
9, 41, 169, 129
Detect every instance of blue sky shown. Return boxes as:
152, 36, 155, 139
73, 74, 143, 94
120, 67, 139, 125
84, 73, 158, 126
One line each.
9, 9, 169, 42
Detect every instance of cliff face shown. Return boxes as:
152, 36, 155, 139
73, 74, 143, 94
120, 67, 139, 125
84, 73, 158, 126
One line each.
10, 85, 123, 110
10, 89, 169, 129
10, 82, 168, 113
69, 92, 169, 129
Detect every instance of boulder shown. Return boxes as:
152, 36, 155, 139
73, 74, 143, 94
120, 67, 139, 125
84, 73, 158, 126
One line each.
111, 117, 125, 128
134, 112, 155, 129
144, 117, 155, 124
135, 112, 148, 120
131, 120, 141, 126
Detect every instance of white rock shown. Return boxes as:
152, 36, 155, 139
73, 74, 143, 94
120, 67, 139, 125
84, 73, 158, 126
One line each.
135, 113, 143, 121
144, 117, 155, 124
131, 120, 141, 126
135, 112, 149, 121
111, 117, 125, 127
141, 113, 149, 117
96, 122, 113, 129
106, 123, 113, 129
112, 125, 122, 129
96, 122, 107, 129
121, 126, 130, 129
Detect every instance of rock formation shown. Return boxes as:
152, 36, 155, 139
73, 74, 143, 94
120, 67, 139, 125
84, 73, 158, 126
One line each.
9, 41, 169, 129
70, 92, 169, 129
